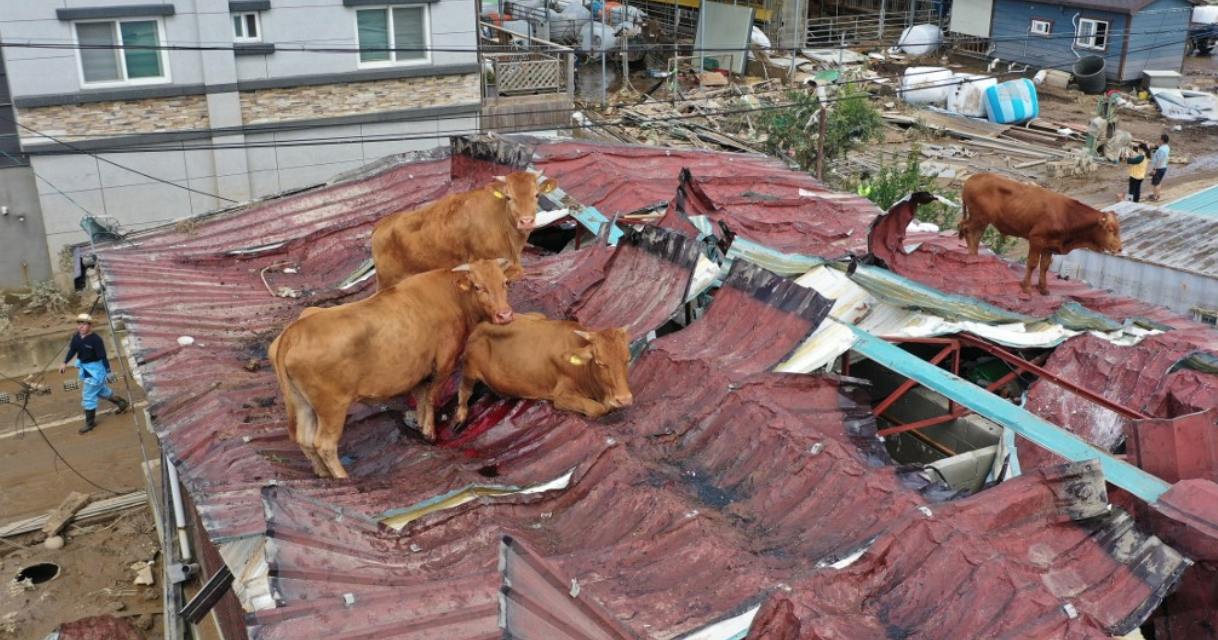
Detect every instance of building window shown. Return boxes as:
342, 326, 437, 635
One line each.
233, 12, 261, 41
356, 6, 429, 66
1030, 19, 1052, 36
1076, 18, 1109, 50
74, 19, 168, 85
1193, 307, 1218, 326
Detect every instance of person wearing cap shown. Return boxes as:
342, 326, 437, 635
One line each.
58, 313, 127, 433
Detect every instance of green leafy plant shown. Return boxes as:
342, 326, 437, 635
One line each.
754, 78, 884, 173
850, 148, 1015, 256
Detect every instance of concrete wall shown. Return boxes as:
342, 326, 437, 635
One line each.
0, 0, 483, 278
0, 166, 53, 289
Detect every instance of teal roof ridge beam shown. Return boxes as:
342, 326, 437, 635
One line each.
842, 320, 1171, 503
532, 171, 625, 246
687, 215, 827, 276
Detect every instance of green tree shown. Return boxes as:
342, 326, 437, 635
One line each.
755, 79, 883, 173
853, 147, 1014, 256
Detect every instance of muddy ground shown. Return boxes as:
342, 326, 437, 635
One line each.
1, 313, 160, 640
1, 50, 1216, 640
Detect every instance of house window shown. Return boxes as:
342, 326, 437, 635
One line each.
1030, 19, 1052, 36
356, 6, 429, 65
233, 12, 261, 41
1193, 307, 1218, 326
1076, 18, 1109, 50
74, 19, 168, 85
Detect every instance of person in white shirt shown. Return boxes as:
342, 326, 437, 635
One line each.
1149, 133, 1171, 202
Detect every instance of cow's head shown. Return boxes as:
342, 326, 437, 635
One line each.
1097, 211, 1123, 254
453, 259, 515, 325
566, 327, 633, 410
491, 172, 558, 234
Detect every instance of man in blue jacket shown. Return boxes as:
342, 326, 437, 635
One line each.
59, 313, 127, 433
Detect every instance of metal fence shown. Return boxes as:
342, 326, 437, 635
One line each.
804, 0, 942, 48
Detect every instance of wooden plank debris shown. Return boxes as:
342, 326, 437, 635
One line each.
42, 491, 92, 537
1, 491, 148, 538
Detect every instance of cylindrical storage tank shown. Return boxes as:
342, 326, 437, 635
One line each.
983, 78, 1039, 124
897, 24, 943, 56
948, 73, 998, 117
1072, 55, 1108, 95
901, 67, 953, 105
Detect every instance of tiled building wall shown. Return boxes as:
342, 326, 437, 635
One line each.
240, 75, 479, 124
17, 96, 211, 142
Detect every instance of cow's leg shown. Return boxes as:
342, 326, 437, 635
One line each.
455, 369, 481, 425
1020, 244, 1042, 294
961, 223, 982, 255
313, 403, 351, 479
1037, 251, 1054, 295
552, 395, 612, 418
294, 402, 330, 478
410, 385, 435, 442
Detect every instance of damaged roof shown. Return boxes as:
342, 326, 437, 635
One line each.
94, 137, 1192, 639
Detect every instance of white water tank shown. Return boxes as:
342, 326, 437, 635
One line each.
901, 66, 954, 105
897, 24, 943, 56
947, 73, 998, 117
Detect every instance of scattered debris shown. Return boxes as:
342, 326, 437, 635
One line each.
42, 491, 92, 540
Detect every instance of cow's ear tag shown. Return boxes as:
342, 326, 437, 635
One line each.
492, 188, 506, 199
568, 354, 584, 365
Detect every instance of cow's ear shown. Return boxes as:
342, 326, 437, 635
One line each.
504, 264, 525, 282
539, 179, 557, 194
491, 186, 507, 199
563, 348, 594, 366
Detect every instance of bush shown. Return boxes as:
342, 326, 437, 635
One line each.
754, 78, 884, 173
851, 148, 1015, 256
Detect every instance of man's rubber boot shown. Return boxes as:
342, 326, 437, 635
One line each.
109, 395, 129, 414
80, 409, 97, 434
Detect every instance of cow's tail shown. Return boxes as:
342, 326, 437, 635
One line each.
957, 197, 970, 239
270, 328, 315, 448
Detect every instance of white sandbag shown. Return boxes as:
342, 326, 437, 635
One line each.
947, 73, 997, 117
897, 24, 943, 56
901, 66, 953, 105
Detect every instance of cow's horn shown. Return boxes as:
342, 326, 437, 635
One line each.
574, 330, 592, 341
494, 175, 507, 183
451, 263, 472, 272
496, 257, 510, 268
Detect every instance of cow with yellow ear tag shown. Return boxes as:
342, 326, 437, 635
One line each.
371, 171, 558, 290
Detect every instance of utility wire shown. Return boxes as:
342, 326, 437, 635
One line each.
5, 116, 236, 203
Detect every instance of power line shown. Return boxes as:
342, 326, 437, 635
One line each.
1, 114, 237, 203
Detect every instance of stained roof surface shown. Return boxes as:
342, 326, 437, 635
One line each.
95, 137, 1194, 639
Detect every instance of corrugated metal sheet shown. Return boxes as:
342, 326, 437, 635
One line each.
1164, 182, 1218, 217
1108, 203, 1218, 277
92, 137, 1196, 640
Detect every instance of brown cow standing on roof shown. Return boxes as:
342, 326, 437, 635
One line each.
959, 173, 1123, 295
455, 313, 634, 424
371, 171, 557, 290
271, 259, 516, 479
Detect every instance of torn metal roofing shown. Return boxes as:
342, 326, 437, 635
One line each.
92, 137, 1195, 639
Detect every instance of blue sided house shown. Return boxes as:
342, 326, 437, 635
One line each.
955, 0, 1201, 84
